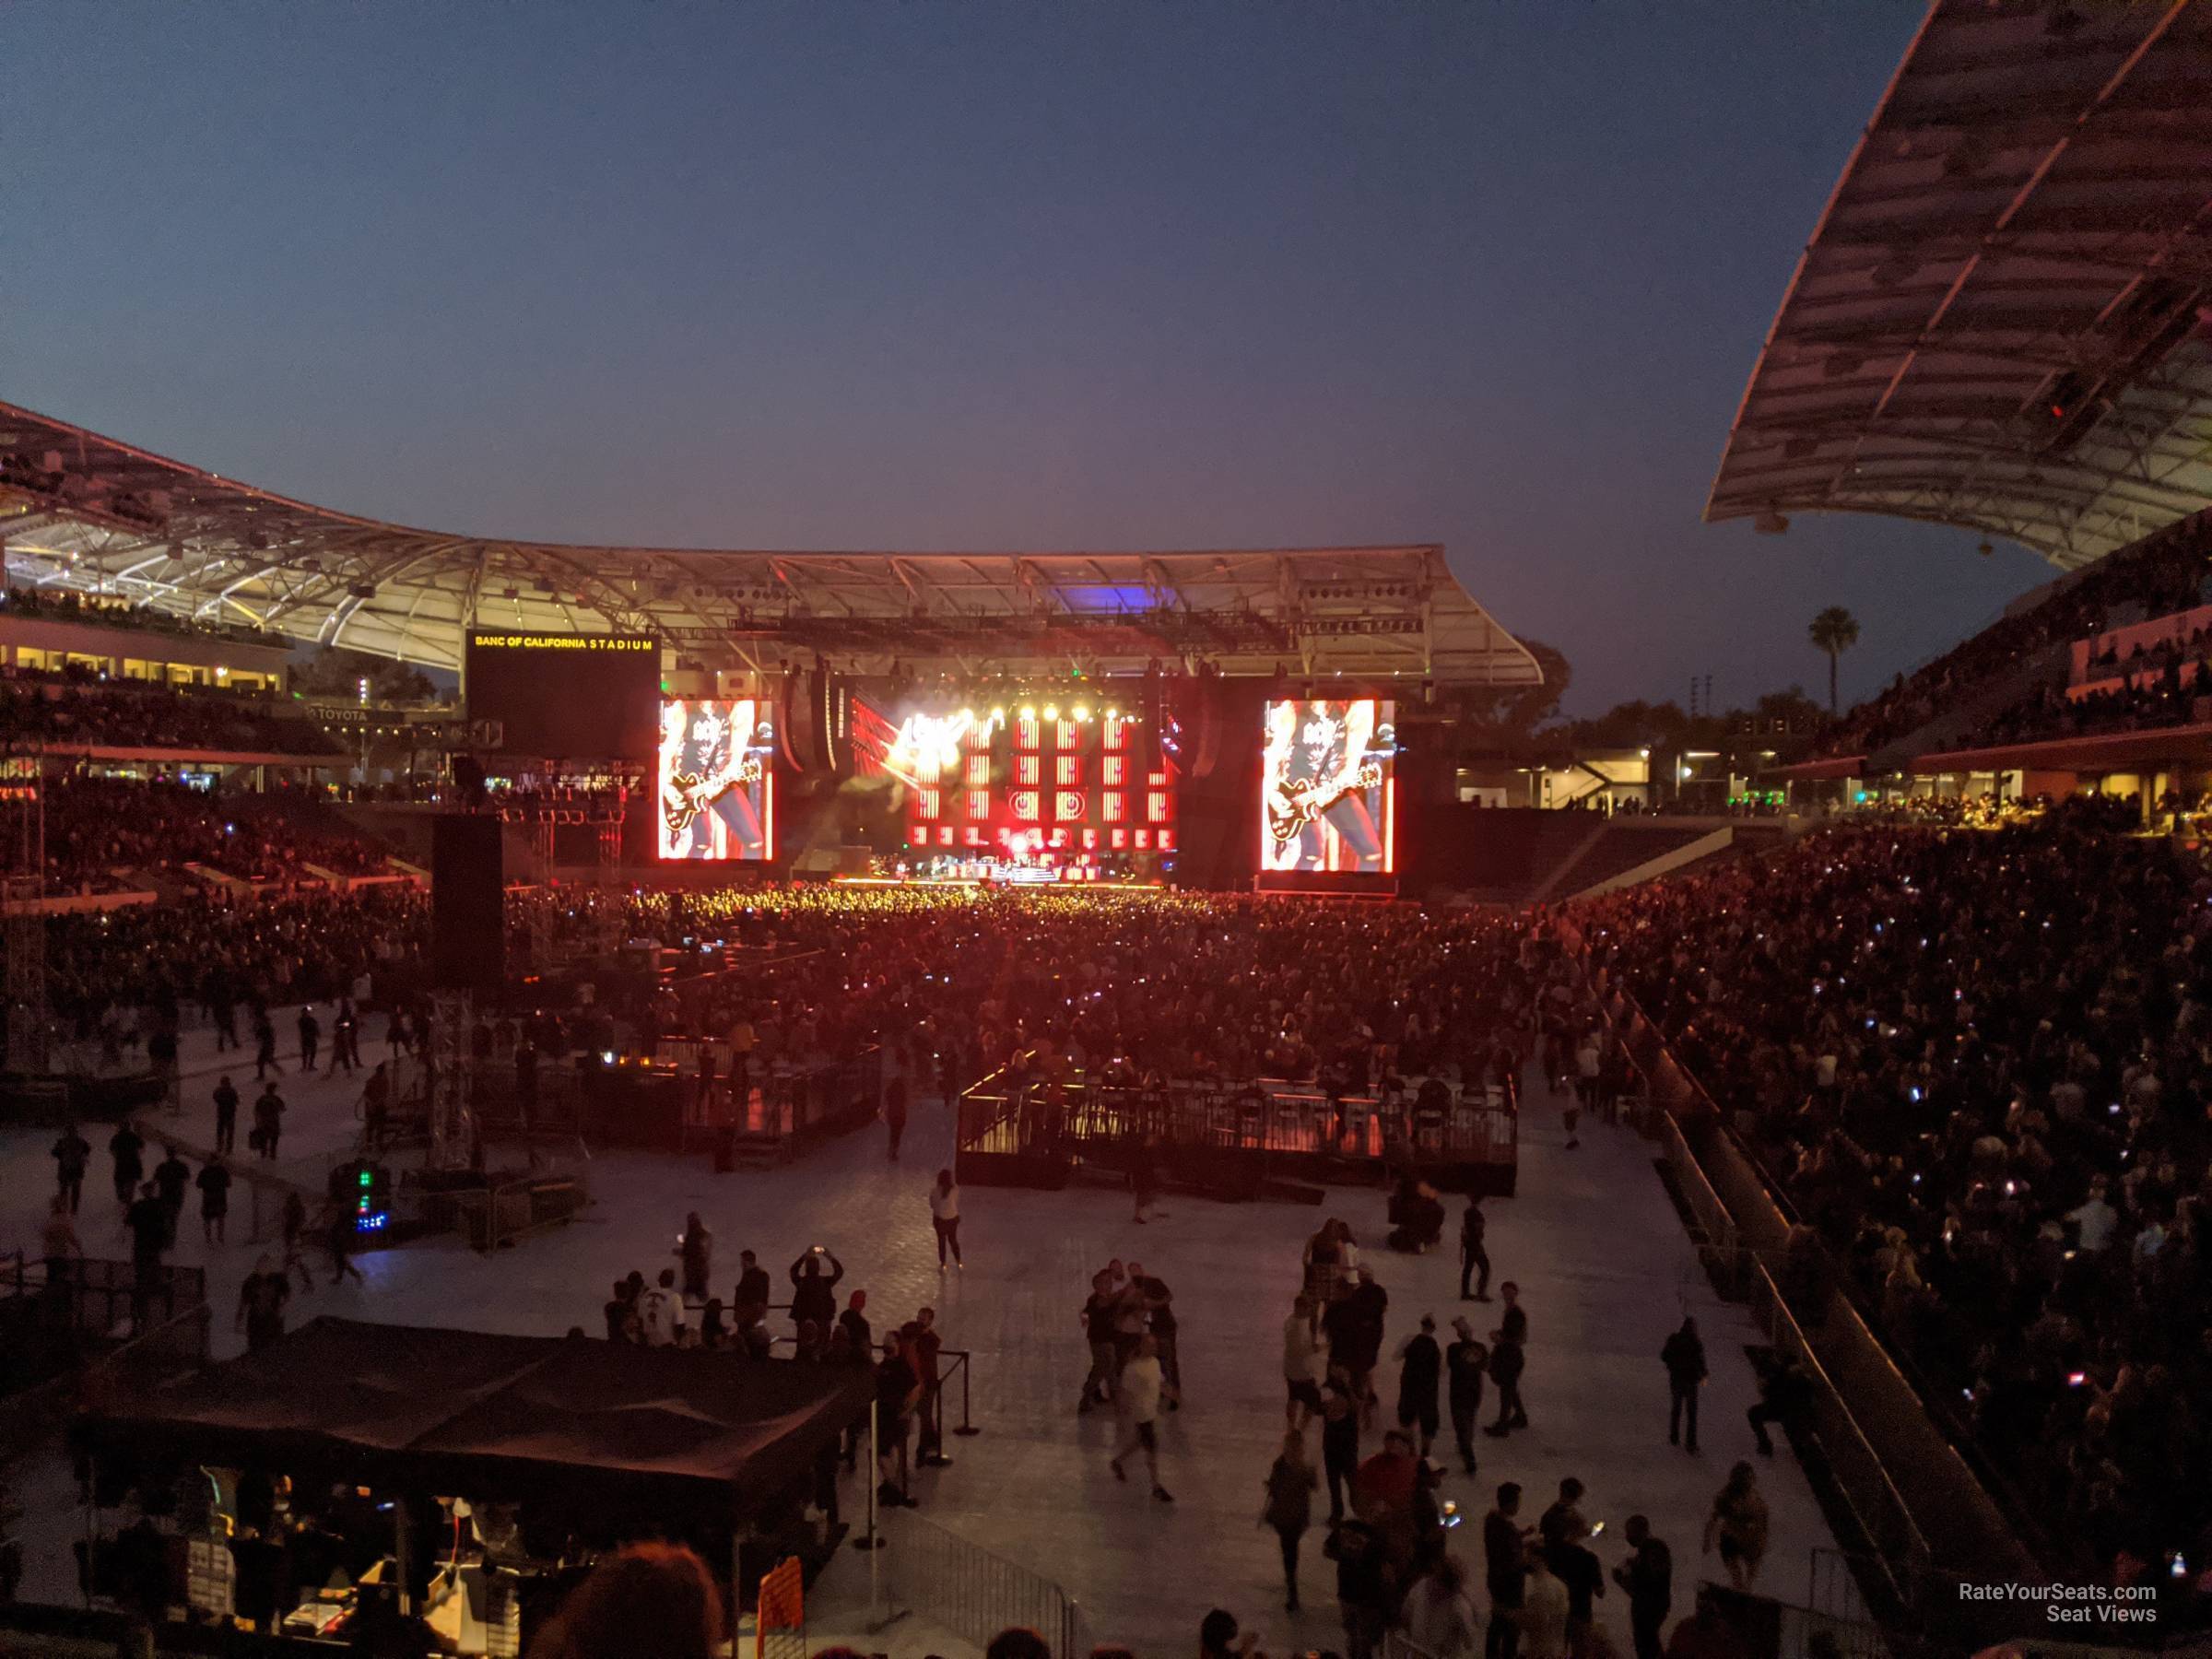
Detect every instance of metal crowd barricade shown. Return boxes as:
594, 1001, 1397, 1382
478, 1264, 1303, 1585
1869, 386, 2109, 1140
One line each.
1745, 1259, 1933, 1587
959, 1070, 1515, 1171
460, 1166, 593, 1253
871, 1511, 1088, 1659
753, 1555, 806, 1659
3, 1255, 206, 1342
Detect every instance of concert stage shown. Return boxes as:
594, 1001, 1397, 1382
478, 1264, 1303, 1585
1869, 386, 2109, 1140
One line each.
954, 1074, 1516, 1200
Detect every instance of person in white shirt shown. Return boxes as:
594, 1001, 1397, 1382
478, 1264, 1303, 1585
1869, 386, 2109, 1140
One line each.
2069, 1182, 2118, 1253
1109, 1334, 1172, 1503
1516, 1549, 1571, 1659
641, 1268, 687, 1347
1402, 1555, 1480, 1656
1284, 1295, 1328, 1428
929, 1168, 963, 1269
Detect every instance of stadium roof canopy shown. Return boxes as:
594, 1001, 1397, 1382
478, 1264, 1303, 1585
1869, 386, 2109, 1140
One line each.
0, 398, 1540, 688
1706, 0, 2212, 570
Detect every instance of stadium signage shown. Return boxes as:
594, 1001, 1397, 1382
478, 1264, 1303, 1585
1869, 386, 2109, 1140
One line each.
467, 632, 655, 653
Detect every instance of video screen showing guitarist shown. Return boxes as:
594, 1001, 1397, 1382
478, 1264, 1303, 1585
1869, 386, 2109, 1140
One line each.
1261, 698, 1391, 873
658, 698, 772, 860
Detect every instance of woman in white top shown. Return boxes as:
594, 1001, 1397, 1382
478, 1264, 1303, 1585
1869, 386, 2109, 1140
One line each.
1515, 1552, 1571, 1659
930, 1168, 963, 1269
1109, 1334, 1172, 1503
1402, 1555, 1479, 1656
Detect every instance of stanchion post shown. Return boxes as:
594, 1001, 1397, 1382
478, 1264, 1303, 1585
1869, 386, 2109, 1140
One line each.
953, 1349, 980, 1437
920, 1354, 955, 1466
853, 1404, 884, 1552
394, 1495, 412, 1617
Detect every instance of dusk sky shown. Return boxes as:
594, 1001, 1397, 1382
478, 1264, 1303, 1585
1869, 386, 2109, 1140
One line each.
3, 1, 2041, 715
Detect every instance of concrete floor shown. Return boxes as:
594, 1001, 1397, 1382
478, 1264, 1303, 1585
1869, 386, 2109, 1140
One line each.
2, 1019, 1846, 1655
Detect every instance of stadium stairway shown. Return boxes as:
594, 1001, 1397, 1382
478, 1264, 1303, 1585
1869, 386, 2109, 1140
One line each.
1543, 821, 1729, 901
1452, 811, 1609, 905
103, 866, 197, 905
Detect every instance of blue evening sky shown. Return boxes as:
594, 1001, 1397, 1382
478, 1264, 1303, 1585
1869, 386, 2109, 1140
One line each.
0, 1, 2033, 712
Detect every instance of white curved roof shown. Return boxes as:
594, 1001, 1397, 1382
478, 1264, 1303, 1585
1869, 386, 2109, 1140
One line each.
1707, 0, 2212, 569
0, 397, 1538, 687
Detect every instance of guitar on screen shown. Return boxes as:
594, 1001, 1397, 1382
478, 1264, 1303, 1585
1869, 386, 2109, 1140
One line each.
663, 756, 765, 835
1265, 761, 1382, 851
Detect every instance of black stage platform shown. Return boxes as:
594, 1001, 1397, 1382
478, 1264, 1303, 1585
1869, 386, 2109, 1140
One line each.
954, 1073, 1516, 1200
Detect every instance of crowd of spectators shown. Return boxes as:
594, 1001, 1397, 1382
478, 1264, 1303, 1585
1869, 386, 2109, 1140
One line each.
599, 1232, 946, 1518
2082, 616, 2212, 683
0, 582, 281, 650
1576, 806, 2212, 1584
1829, 791, 2141, 834
619, 887, 1547, 1108
38, 778, 392, 891
44, 886, 423, 1039
1961, 664, 2212, 751
1811, 514, 2211, 759
37, 844, 2197, 1642
0, 674, 339, 756
31, 806, 2209, 1608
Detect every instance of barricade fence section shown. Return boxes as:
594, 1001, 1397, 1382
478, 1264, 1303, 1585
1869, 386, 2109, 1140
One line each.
1744, 1262, 1931, 1579
1649, 1104, 1755, 1299
2, 1256, 204, 1343
461, 1168, 594, 1253
957, 1070, 1518, 1190
754, 1555, 806, 1659
874, 1512, 1088, 1659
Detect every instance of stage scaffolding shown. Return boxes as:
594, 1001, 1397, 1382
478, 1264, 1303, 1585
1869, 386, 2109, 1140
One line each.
2, 750, 47, 1073
427, 988, 474, 1169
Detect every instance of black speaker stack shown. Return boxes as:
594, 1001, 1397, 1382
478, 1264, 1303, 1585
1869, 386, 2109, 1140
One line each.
431, 815, 504, 993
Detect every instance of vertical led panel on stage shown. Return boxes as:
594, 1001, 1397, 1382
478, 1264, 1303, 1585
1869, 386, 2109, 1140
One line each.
881, 702, 1175, 864
656, 697, 777, 860
1259, 698, 1395, 875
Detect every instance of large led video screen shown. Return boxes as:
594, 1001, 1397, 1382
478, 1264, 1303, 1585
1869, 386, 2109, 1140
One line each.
657, 697, 775, 861
854, 700, 1177, 867
465, 631, 659, 759
1261, 698, 1395, 874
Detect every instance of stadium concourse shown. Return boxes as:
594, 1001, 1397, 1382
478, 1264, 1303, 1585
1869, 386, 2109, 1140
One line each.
0, 961, 1846, 1658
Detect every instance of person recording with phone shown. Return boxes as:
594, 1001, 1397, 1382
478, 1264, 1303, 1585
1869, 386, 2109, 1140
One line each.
789, 1245, 843, 1338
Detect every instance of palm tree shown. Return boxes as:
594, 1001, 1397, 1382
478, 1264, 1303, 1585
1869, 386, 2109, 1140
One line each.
1808, 606, 1861, 715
